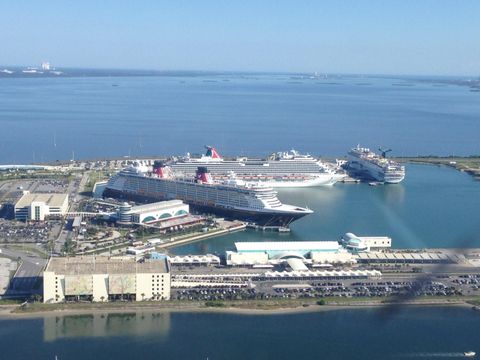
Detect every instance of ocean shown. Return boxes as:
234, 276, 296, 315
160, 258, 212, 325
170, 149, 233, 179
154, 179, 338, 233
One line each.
171, 163, 480, 254
0, 73, 479, 164
1, 71, 480, 358
1, 307, 479, 359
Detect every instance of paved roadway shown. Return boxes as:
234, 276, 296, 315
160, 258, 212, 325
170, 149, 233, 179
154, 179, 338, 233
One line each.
0, 247, 46, 296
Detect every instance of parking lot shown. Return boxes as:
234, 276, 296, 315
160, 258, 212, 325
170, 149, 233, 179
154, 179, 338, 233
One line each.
171, 264, 480, 301
0, 219, 61, 243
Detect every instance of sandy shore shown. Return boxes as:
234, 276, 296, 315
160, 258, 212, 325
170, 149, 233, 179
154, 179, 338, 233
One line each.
0, 299, 474, 320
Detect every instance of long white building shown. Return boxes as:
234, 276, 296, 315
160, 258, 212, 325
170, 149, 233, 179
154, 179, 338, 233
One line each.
43, 256, 171, 303
226, 241, 354, 266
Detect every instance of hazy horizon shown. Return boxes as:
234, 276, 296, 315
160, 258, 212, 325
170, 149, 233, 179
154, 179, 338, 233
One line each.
1, 65, 478, 79
2, 1, 480, 77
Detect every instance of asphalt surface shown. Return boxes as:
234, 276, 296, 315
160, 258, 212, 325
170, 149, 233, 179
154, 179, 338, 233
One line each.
0, 247, 46, 295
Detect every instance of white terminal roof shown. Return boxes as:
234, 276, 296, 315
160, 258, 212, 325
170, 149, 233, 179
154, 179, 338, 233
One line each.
286, 258, 309, 271
16, 193, 68, 208
129, 200, 184, 214
235, 241, 340, 252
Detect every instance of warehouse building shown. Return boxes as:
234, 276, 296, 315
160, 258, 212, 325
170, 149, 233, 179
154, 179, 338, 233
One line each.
15, 192, 69, 221
43, 256, 170, 303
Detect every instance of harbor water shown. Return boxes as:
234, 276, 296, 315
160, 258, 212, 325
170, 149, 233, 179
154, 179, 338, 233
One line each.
1, 73, 480, 358
1, 307, 479, 359
0, 74, 479, 164
171, 163, 480, 255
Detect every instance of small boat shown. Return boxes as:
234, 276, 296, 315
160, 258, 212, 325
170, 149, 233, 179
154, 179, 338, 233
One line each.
464, 351, 476, 357
368, 181, 384, 186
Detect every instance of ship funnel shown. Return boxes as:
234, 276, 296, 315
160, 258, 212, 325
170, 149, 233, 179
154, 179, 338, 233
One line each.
205, 146, 221, 159
153, 161, 170, 178
196, 166, 213, 184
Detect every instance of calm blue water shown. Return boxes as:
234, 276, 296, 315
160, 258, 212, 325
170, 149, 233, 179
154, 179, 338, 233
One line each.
0, 74, 479, 164
1, 307, 479, 360
2, 73, 480, 356
172, 163, 480, 255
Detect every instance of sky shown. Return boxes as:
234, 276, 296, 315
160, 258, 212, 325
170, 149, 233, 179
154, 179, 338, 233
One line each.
1, 0, 479, 76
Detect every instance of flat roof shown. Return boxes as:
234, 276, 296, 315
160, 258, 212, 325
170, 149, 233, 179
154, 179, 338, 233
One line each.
286, 258, 309, 271
235, 241, 340, 252
16, 193, 68, 208
129, 200, 185, 214
45, 256, 168, 275
72, 216, 82, 227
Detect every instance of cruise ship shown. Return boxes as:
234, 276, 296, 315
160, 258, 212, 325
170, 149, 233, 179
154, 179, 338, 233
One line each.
104, 161, 313, 227
347, 146, 405, 184
167, 146, 345, 188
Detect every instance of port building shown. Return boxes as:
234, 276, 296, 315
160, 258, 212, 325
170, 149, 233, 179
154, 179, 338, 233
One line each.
226, 241, 355, 267
43, 256, 171, 303
14, 192, 69, 221
341, 232, 391, 252
116, 200, 189, 225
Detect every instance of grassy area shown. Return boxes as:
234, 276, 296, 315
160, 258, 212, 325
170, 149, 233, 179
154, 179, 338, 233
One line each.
0, 299, 23, 305
12, 295, 480, 315
84, 171, 109, 192
0, 172, 74, 182
3, 244, 48, 258
399, 156, 480, 179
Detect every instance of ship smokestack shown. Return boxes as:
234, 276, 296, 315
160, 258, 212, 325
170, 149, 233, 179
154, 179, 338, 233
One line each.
196, 166, 213, 184
153, 161, 169, 178
205, 146, 221, 159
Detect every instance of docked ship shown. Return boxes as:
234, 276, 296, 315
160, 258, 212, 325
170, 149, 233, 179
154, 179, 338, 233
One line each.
346, 146, 405, 184
167, 146, 345, 188
104, 161, 313, 227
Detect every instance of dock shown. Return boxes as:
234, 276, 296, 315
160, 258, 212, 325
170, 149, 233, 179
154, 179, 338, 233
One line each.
159, 221, 246, 249
246, 224, 291, 232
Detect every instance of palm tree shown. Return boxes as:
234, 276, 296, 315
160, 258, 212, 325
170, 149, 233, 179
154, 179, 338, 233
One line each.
141, 293, 145, 301
100, 296, 105, 302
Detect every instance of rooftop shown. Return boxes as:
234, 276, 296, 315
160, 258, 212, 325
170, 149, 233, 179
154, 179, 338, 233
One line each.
235, 241, 340, 252
128, 200, 185, 214
45, 256, 168, 275
15, 193, 68, 208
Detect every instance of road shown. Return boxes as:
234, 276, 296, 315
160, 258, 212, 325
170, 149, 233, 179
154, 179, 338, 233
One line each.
0, 247, 46, 296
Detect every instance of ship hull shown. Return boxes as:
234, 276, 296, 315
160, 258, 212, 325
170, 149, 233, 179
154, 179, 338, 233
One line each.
347, 158, 405, 184
212, 174, 344, 188
103, 188, 308, 227
169, 160, 343, 187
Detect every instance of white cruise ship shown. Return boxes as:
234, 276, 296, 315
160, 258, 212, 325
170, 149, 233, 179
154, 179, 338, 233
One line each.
104, 162, 313, 227
167, 146, 345, 188
347, 146, 405, 184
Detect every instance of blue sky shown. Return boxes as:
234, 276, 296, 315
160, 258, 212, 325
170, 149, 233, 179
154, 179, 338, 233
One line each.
1, 0, 479, 75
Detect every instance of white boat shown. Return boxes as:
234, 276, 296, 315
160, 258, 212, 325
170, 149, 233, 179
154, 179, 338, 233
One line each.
22, 67, 42, 74
0, 69, 14, 74
168, 146, 345, 188
464, 351, 476, 357
347, 145, 405, 184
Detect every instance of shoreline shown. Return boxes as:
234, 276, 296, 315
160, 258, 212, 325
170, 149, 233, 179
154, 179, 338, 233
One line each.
0, 298, 475, 320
